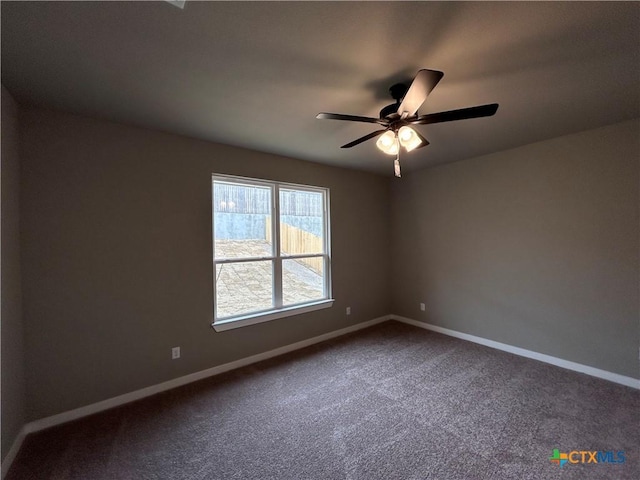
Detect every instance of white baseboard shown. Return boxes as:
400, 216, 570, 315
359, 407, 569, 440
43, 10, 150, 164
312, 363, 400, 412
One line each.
15, 315, 392, 438
1, 427, 27, 479
392, 315, 640, 390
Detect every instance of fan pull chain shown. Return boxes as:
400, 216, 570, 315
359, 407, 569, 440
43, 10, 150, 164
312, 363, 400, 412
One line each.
394, 153, 401, 178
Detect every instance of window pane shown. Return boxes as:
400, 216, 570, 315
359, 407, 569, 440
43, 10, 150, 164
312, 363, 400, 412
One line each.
282, 258, 324, 306
214, 181, 272, 259
215, 261, 273, 318
279, 189, 324, 256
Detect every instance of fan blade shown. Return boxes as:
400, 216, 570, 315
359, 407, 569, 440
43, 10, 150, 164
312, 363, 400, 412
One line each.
316, 113, 388, 126
410, 103, 499, 125
340, 129, 388, 148
413, 130, 430, 149
397, 69, 444, 117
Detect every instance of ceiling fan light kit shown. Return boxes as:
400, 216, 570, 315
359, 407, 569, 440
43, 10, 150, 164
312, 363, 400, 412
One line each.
376, 131, 399, 155
316, 69, 499, 177
398, 126, 422, 152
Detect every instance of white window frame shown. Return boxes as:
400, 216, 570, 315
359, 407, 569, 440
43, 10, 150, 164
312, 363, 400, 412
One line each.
211, 174, 333, 332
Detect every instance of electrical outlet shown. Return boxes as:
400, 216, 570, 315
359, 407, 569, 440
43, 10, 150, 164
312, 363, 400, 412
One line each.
420, 303, 426, 312
171, 346, 181, 359
346, 306, 351, 315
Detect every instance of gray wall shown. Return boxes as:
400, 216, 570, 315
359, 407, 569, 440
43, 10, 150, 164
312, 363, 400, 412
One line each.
11, 104, 640, 427
391, 119, 639, 378
19, 108, 391, 420
1, 86, 26, 460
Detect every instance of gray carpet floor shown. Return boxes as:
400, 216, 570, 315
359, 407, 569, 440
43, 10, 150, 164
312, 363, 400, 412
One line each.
8, 321, 639, 479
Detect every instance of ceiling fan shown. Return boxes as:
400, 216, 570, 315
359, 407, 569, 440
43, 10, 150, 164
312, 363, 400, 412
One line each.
316, 69, 499, 177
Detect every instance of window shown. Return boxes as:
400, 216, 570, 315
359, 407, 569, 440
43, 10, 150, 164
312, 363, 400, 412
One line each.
212, 175, 333, 331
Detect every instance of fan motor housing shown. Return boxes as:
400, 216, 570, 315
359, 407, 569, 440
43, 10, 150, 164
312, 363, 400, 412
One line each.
379, 103, 399, 119
380, 83, 408, 119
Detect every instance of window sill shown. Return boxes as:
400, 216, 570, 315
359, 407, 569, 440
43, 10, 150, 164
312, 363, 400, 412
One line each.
212, 299, 335, 332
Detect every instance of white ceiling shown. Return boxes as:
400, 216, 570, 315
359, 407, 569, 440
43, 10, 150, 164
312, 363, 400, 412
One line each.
2, 1, 639, 175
